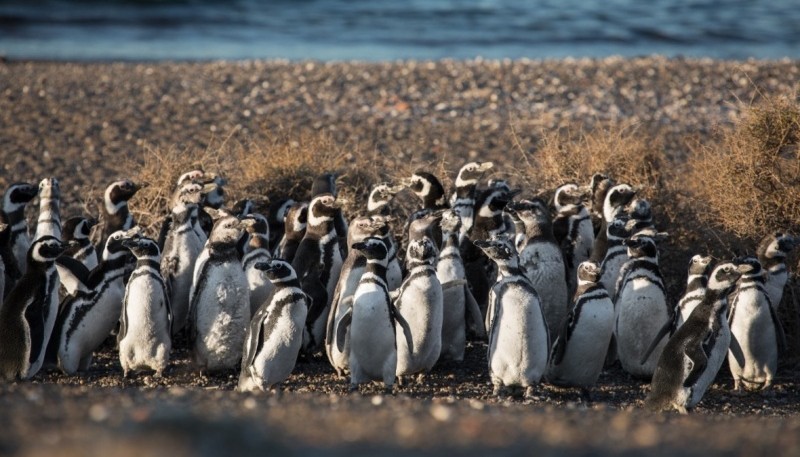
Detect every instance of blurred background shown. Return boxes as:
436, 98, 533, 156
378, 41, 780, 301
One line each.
1, 0, 799, 61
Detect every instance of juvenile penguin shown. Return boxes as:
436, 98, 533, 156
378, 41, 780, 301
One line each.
275, 201, 307, 263
291, 194, 343, 353
614, 234, 671, 379
727, 256, 783, 392
33, 178, 61, 242
55, 229, 136, 374
61, 216, 99, 270
675, 255, 713, 328
335, 237, 413, 392
190, 215, 252, 372
476, 237, 549, 398
546, 260, 614, 391
238, 260, 309, 392
241, 213, 274, 317
449, 161, 494, 240
1, 182, 38, 278
0, 237, 68, 381
96, 179, 143, 249
394, 238, 444, 381
645, 261, 751, 413
552, 183, 594, 296
756, 232, 799, 311
118, 236, 172, 377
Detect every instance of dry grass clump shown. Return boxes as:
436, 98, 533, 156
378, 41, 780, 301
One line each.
686, 94, 800, 239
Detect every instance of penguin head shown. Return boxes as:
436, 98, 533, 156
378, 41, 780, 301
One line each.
29, 236, 69, 264
439, 209, 462, 235
622, 234, 658, 259
4, 182, 38, 212
63, 216, 98, 242
687, 254, 713, 276
758, 231, 799, 260
367, 183, 404, 213
176, 169, 205, 187
406, 238, 438, 266
121, 236, 160, 259
607, 217, 631, 239
103, 227, 141, 261
407, 210, 443, 246
603, 184, 637, 222
369, 215, 393, 238
505, 198, 550, 234
352, 236, 389, 262
232, 198, 255, 217
284, 202, 308, 233
553, 183, 590, 210
307, 194, 339, 227
577, 260, 602, 284
175, 182, 204, 207
255, 259, 297, 283
626, 198, 652, 221
106, 179, 143, 204
455, 161, 494, 188
38, 177, 60, 199
311, 173, 338, 198
209, 215, 247, 245
732, 255, 763, 279
241, 213, 269, 237
200, 174, 226, 209
707, 262, 744, 292
349, 216, 376, 245
402, 172, 445, 206
474, 236, 516, 263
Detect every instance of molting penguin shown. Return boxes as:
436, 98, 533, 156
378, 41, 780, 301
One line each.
614, 233, 671, 379
238, 260, 309, 392
242, 213, 274, 317
449, 161, 494, 240
756, 232, 799, 311
190, 215, 252, 372
645, 261, 751, 413
1, 182, 38, 280
394, 237, 443, 381
0, 236, 68, 381
552, 183, 594, 297
476, 237, 549, 398
675, 255, 713, 328
546, 260, 614, 391
118, 236, 172, 377
33, 178, 61, 242
96, 179, 143, 249
727, 256, 784, 392
275, 201, 307, 263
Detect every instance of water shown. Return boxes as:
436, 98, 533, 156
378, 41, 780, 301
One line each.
1, 0, 799, 61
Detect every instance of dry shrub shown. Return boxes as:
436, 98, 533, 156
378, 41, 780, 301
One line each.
686, 94, 800, 239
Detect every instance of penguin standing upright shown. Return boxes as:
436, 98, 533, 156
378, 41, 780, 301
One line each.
291, 194, 343, 353
552, 183, 594, 297
0, 237, 68, 380
727, 256, 784, 392
756, 232, 798, 311
449, 161, 493, 241
675, 255, 713, 328
475, 237, 549, 398
33, 178, 61, 242
394, 238, 443, 381
61, 216, 99, 270
241, 213, 274, 317
372, 215, 403, 291
118, 236, 172, 377
0, 223, 11, 301
645, 261, 751, 413
238, 260, 309, 392
267, 198, 296, 254
96, 179, 143, 249
614, 233, 671, 379
311, 173, 349, 258
190, 215, 252, 371
591, 183, 636, 267
597, 217, 632, 299
587, 173, 613, 236
276, 201, 307, 263
1, 182, 38, 281
367, 183, 404, 217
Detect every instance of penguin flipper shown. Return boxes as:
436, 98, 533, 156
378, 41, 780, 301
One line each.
768, 304, 787, 356
729, 333, 746, 369
639, 318, 673, 366
550, 307, 575, 367
242, 305, 269, 370
55, 256, 92, 294
392, 304, 415, 354
463, 284, 486, 340
683, 345, 708, 388
335, 305, 353, 353
157, 215, 172, 252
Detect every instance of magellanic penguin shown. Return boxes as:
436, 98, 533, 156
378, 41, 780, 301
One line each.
61, 216, 99, 270
371, 215, 403, 291
597, 217, 632, 300
727, 256, 785, 392
0, 223, 12, 301
614, 233, 671, 379
675, 255, 713, 328
645, 261, 752, 413
33, 177, 62, 242
54, 228, 137, 375
587, 173, 613, 237
118, 236, 172, 377
0, 236, 69, 381
475, 236, 549, 398
311, 173, 349, 258
437, 210, 485, 362
546, 260, 614, 392
367, 183, 404, 217
552, 183, 594, 297
291, 194, 344, 353
241, 213, 274, 317
756, 232, 799, 311
403, 171, 449, 212
394, 237, 443, 382
275, 201, 307, 263
267, 197, 296, 254
591, 183, 637, 267
96, 179, 143, 250
334, 237, 413, 393
238, 260, 309, 393
190, 214, 253, 372
449, 161, 494, 241
1, 182, 38, 281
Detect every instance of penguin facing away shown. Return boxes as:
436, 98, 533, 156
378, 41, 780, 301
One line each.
238, 260, 309, 392
1, 182, 38, 279
756, 232, 798, 311
33, 177, 62, 242
118, 236, 172, 377
645, 261, 751, 413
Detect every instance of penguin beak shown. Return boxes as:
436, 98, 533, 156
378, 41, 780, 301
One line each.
253, 261, 275, 272
398, 177, 413, 188
121, 238, 140, 250
478, 161, 494, 172
387, 184, 405, 195
239, 217, 257, 229
736, 263, 755, 275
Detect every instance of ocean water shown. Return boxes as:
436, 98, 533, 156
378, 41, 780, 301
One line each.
1, 0, 799, 61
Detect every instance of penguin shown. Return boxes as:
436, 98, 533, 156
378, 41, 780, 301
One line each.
591, 183, 636, 266
232, 198, 255, 218
1, 182, 37, 280
238, 260, 309, 392
160, 182, 206, 336
588, 173, 613, 236
61, 216, 99, 270
311, 173, 349, 258
614, 233, 671, 379
241, 213, 274, 317
291, 194, 343, 353
449, 161, 494, 240
54, 229, 137, 374
371, 215, 403, 291
756, 232, 799, 311
0, 236, 68, 381
118, 236, 172, 377
367, 183, 404, 217
552, 183, 594, 297
403, 171, 449, 211
275, 201, 307, 263
437, 210, 485, 362
475, 237, 549, 398
675, 255, 713, 328
546, 260, 614, 391
504, 199, 569, 336
334, 237, 413, 393
267, 198, 296, 254
201, 174, 226, 210
96, 179, 143, 249
645, 261, 751, 413
394, 237, 443, 381
190, 214, 252, 372
597, 217, 632, 300
33, 177, 61, 242
0, 223, 11, 301
727, 256, 784, 392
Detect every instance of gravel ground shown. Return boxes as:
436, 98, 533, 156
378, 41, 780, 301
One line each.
1, 57, 800, 456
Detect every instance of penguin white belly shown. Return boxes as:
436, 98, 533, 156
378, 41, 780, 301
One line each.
437, 255, 467, 362
119, 280, 171, 375
386, 259, 403, 291
395, 275, 443, 376
244, 253, 274, 317
546, 297, 614, 387
27, 272, 61, 378
615, 278, 669, 378
327, 264, 364, 374
677, 291, 705, 328
488, 285, 548, 389
193, 263, 250, 371
764, 273, 787, 311
349, 285, 396, 386
689, 325, 730, 408
162, 232, 203, 334
248, 301, 307, 389
600, 251, 628, 299
520, 244, 568, 333
728, 293, 777, 389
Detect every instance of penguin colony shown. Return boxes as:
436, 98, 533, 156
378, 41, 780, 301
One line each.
0, 167, 796, 415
